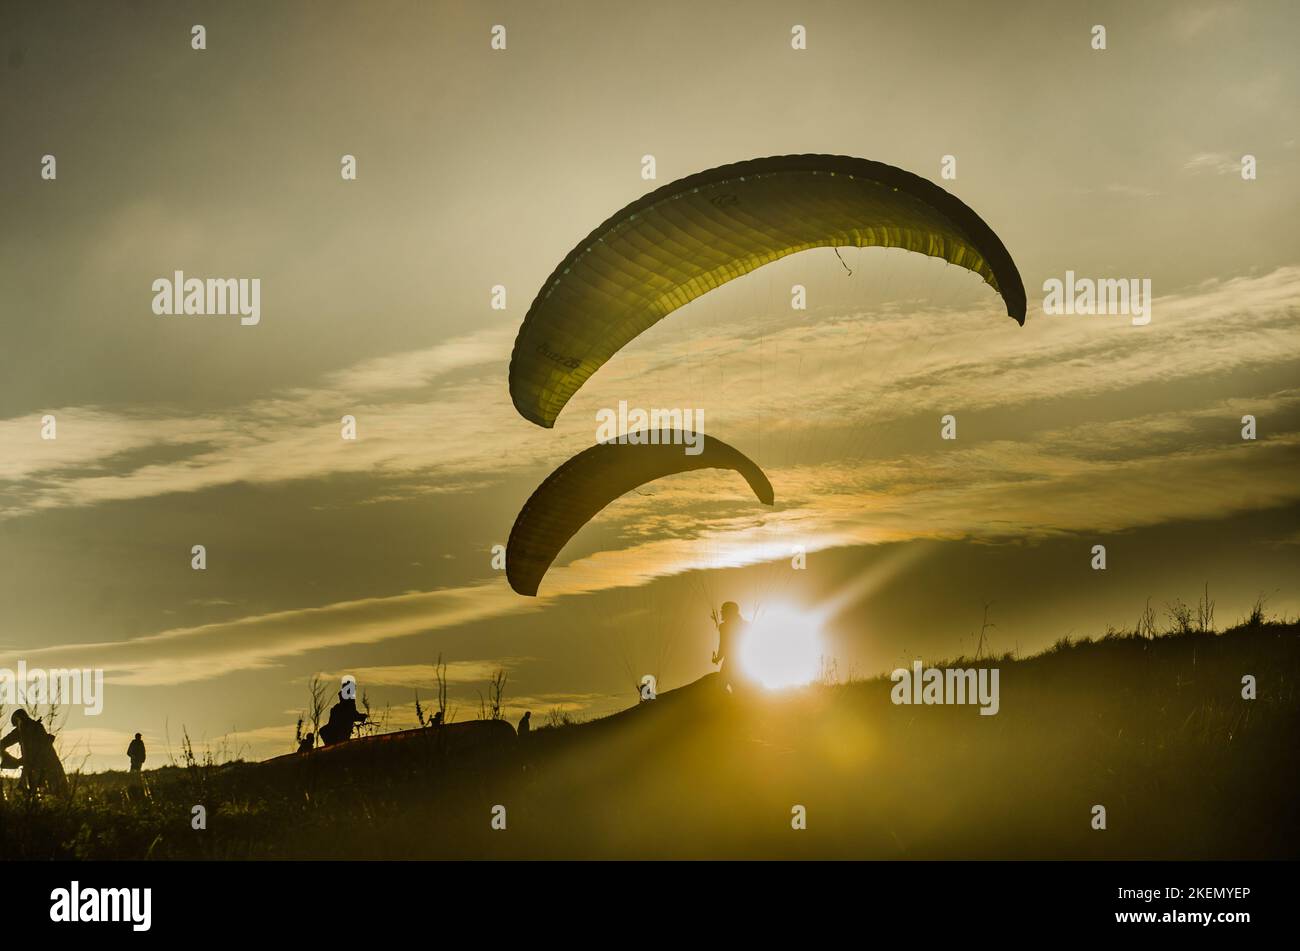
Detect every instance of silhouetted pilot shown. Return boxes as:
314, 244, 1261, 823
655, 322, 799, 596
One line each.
712, 601, 750, 694
1, 710, 69, 795
319, 691, 367, 746
517, 711, 531, 737
297, 732, 315, 753
127, 733, 146, 772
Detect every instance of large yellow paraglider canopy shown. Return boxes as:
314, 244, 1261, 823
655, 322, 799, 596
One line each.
509, 153, 1027, 428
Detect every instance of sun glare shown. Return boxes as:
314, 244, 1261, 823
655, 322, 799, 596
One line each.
740, 606, 824, 690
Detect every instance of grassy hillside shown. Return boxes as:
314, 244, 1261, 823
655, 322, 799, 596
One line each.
3, 618, 1297, 860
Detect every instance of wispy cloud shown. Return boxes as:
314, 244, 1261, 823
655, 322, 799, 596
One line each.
1183, 152, 1243, 176
1172, 4, 1241, 42
331, 660, 526, 688
6, 266, 1299, 521
2, 582, 539, 687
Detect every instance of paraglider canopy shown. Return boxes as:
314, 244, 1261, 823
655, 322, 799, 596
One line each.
509, 153, 1027, 428
506, 431, 774, 597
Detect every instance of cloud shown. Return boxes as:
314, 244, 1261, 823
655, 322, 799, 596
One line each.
330, 660, 526, 689
1172, 4, 1241, 41
4, 266, 1298, 520
0, 322, 555, 518
48, 726, 138, 772
1183, 152, 1242, 176
10, 394, 1296, 689
1, 582, 540, 688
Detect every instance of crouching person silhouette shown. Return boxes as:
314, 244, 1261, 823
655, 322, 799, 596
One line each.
319, 675, 368, 746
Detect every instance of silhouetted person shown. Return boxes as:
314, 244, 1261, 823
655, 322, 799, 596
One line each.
517, 711, 531, 737
297, 732, 315, 753
1, 710, 68, 795
127, 733, 146, 772
319, 690, 367, 746
430, 710, 443, 727
712, 601, 750, 695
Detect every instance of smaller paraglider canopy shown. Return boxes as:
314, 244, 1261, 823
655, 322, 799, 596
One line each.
506, 431, 775, 597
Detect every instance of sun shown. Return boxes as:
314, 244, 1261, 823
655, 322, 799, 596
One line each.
739, 606, 825, 690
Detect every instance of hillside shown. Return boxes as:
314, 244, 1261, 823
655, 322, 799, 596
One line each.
4, 619, 1298, 860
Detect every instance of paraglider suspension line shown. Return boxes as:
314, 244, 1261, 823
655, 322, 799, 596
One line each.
834, 247, 852, 275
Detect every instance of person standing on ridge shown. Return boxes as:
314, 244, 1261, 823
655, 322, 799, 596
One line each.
127, 733, 146, 772
712, 601, 751, 695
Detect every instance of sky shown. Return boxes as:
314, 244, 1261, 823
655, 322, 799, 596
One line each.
1, 0, 1298, 771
